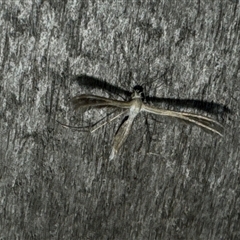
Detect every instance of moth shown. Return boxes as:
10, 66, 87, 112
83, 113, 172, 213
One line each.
71, 84, 224, 159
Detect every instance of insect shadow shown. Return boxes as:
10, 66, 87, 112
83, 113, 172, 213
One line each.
73, 74, 231, 116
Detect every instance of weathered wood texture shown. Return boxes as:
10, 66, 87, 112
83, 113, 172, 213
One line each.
1, 0, 239, 239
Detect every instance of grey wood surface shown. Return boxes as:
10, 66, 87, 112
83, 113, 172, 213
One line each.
1, 1, 239, 239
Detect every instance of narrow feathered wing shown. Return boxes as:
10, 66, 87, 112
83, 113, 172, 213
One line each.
71, 94, 132, 110
142, 104, 224, 136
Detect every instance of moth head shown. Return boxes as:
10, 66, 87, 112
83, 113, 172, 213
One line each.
132, 85, 144, 99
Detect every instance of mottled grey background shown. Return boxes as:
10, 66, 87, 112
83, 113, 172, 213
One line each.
1, 0, 240, 239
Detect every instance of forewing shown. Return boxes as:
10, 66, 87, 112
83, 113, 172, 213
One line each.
146, 96, 231, 115
142, 104, 224, 136
71, 95, 132, 110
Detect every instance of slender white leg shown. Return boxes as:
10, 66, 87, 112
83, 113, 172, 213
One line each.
90, 110, 128, 133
